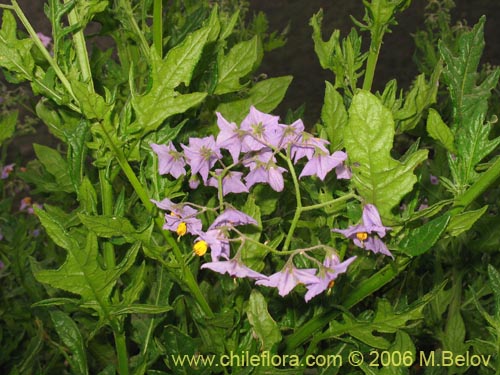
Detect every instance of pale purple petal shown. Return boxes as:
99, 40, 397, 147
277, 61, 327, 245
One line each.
37, 32, 51, 47
209, 208, 258, 229
362, 204, 388, 237
151, 143, 186, 178
364, 237, 394, 258
256, 267, 318, 297
215, 112, 243, 163
267, 166, 286, 192
201, 259, 266, 279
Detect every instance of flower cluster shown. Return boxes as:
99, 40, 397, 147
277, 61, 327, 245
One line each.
151, 106, 350, 194
151, 107, 393, 302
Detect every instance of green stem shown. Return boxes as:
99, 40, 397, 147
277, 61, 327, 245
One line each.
284, 257, 410, 352
98, 123, 213, 318
11, 0, 78, 103
301, 193, 357, 212
451, 156, 500, 214
281, 153, 302, 252
113, 326, 129, 375
63, 0, 94, 89
152, 0, 163, 57
362, 28, 383, 92
99, 168, 116, 269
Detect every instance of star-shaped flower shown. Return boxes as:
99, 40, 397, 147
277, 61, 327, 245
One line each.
332, 204, 393, 258
256, 265, 319, 297
299, 150, 347, 181
151, 142, 186, 178
304, 254, 357, 302
181, 136, 222, 183
152, 198, 202, 235
208, 170, 249, 196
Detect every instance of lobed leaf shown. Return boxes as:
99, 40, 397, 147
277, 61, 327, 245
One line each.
439, 16, 500, 187
344, 90, 428, 218
214, 36, 262, 95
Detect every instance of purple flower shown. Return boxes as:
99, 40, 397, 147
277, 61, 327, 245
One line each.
196, 229, 230, 261
430, 174, 439, 185
152, 198, 202, 235
208, 170, 249, 195
209, 208, 258, 229
243, 151, 287, 192
304, 254, 357, 302
332, 204, 393, 258
37, 32, 51, 47
335, 163, 352, 179
277, 119, 305, 149
201, 258, 266, 280
299, 150, 347, 181
0, 260, 4, 270
151, 142, 186, 178
240, 106, 282, 151
290, 132, 330, 163
256, 265, 318, 297
215, 112, 245, 163
189, 175, 200, 189
181, 136, 222, 183
1, 163, 15, 179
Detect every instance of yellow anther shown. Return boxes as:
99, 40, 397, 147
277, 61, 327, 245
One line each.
328, 280, 335, 289
193, 240, 208, 256
176, 222, 187, 237
356, 232, 368, 241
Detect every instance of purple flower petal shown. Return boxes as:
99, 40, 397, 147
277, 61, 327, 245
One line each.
201, 258, 265, 279
209, 208, 258, 229
256, 267, 318, 297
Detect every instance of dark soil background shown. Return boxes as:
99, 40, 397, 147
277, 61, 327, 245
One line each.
249, 0, 500, 124
5, 0, 500, 131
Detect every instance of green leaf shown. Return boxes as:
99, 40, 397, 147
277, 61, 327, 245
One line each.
35, 207, 140, 313
447, 205, 487, 236
0, 110, 17, 145
321, 285, 441, 349
426, 108, 456, 153
34, 230, 114, 311
398, 214, 450, 256
35, 206, 79, 251
320, 82, 347, 150
132, 24, 211, 134
344, 90, 428, 218
216, 76, 292, 123
310, 9, 339, 72
162, 326, 212, 374
78, 213, 149, 243
395, 71, 439, 133
78, 177, 98, 215
215, 36, 262, 95
65, 118, 90, 191
49, 310, 88, 375
0, 9, 35, 81
439, 16, 500, 187
110, 304, 172, 316
247, 290, 282, 351
33, 143, 74, 193
240, 196, 266, 272
71, 80, 111, 120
